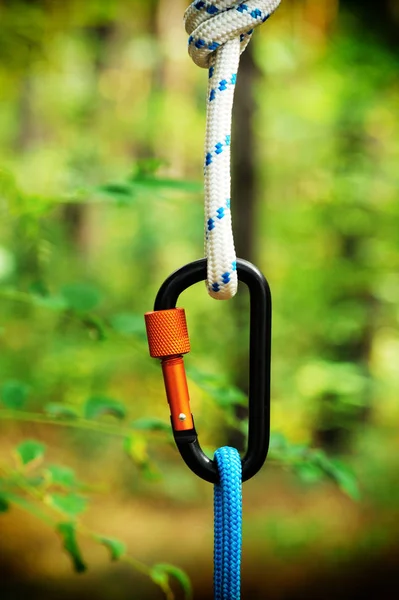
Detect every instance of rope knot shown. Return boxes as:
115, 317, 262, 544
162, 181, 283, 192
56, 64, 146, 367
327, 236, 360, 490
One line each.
184, 0, 281, 68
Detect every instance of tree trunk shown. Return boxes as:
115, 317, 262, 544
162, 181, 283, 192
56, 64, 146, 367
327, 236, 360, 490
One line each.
314, 0, 398, 451
340, 0, 399, 50
62, 24, 114, 255
228, 45, 259, 450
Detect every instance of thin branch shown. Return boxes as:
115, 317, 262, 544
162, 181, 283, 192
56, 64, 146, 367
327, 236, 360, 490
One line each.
0, 463, 175, 599
0, 410, 137, 437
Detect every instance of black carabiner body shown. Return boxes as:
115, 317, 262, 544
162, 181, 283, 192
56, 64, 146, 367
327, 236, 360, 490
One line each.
147, 258, 272, 484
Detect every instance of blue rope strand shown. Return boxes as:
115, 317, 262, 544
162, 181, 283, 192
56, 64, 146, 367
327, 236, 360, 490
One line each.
214, 447, 242, 600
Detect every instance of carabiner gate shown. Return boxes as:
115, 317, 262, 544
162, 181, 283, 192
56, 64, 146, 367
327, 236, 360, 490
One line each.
144, 258, 271, 484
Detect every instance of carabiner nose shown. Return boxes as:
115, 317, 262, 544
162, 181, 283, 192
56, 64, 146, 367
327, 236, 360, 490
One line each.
144, 258, 272, 484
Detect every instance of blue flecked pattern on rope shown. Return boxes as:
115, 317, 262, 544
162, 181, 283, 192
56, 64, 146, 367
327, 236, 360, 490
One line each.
184, 0, 281, 300
214, 447, 242, 600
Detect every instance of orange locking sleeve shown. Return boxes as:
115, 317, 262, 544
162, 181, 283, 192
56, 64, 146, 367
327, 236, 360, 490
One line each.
144, 308, 193, 431
144, 308, 190, 358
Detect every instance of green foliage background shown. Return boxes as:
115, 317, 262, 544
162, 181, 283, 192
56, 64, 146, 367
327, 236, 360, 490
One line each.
0, 1, 398, 598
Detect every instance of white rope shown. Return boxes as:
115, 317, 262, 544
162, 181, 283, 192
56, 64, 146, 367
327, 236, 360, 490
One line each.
184, 1, 281, 299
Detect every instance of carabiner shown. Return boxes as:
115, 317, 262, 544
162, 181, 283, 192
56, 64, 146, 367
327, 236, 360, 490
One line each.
144, 258, 272, 484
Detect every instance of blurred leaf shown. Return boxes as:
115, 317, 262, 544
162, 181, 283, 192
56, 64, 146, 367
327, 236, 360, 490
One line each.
96, 183, 138, 207
110, 313, 146, 339
269, 432, 288, 452
0, 496, 10, 512
187, 367, 246, 408
297, 361, 368, 400
45, 403, 79, 420
144, 465, 162, 482
268, 436, 360, 498
46, 465, 76, 489
131, 157, 199, 191
16, 440, 46, 466
133, 158, 166, 176
131, 417, 170, 432
151, 564, 192, 600
61, 283, 102, 313
1, 380, 29, 409
28, 280, 49, 297
132, 175, 202, 194
294, 462, 324, 484
324, 458, 361, 501
58, 522, 86, 573
82, 315, 108, 341
124, 435, 148, 466
98, 172, 201, 202
124, 434, 161, 481
98, 183, 133, 198
84, 396, 126, 420
25, 474, 46, 487
32, 294, 68, 311
151, 566, 169, 588
212, 386, 246, 408
48, 493, 87, 518
96, 536, 126, 561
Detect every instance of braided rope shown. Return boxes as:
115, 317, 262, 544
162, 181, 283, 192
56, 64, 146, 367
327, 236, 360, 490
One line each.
214, 447, 242, 600
184, 1, 281, 299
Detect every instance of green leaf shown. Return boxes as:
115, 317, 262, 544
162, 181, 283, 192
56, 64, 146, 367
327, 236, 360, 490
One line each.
46, 465, 76, 489
294, 462, 324, 484
45, 403, 79, 420
288, 445, 309, 459
187, 367, 246, 408
96, 536, 126, 561
268, 432, 301, 462
61, 283, 102, 313
151, 564, 192, 600
84, 396, 126, 420
28, 280, 49, 297
151, 566, 169, 588
212, 385, 246, 408
131, 417, 170, 432
269, 432, 288, 451
98, 183, 133, 197
123, 434, 160, 480
32, 294, 68, 311
110, 313, 146, 339
132, 175, 202, 194
134, 158, 166, 176
123, 435, 148, 466
326, 459, 361, 501
0, 496, 10, 512
16, 440, 46, 466
82, 315, 108, 341
58, 522, 86, 573
96, 183, 138, 206
48, 493, 87, 518
1, 380, 29, 409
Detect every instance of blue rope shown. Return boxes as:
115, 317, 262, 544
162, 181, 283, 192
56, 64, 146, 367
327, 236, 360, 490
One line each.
214, 447, 242, 600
